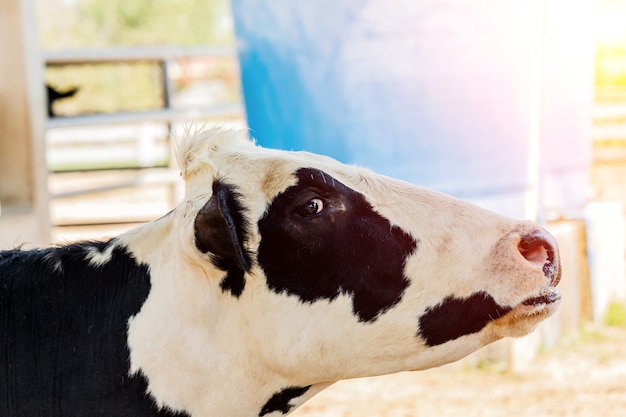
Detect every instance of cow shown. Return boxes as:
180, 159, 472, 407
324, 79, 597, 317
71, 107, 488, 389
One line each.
0, 128, 561, 417
46, 84, 78, 117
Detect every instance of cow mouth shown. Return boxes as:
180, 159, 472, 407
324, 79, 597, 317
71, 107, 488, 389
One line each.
522, 287, 561, 307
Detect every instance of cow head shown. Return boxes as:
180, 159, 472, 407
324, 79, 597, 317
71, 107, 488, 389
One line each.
126, 128, 561, 416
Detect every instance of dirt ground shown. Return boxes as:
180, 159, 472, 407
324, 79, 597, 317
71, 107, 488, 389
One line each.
291, 324, 626, 417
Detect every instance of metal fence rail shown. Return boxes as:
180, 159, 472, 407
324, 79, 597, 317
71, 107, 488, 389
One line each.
44, 46, 244, 228
44, 45, 243, 129
46, 104, 243, 129
43, 45, 236, 65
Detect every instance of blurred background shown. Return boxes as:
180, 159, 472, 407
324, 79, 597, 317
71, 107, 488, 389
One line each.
1, 0, 626, 415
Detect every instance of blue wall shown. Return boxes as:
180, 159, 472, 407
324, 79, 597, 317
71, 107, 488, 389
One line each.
231, 0, 593, 219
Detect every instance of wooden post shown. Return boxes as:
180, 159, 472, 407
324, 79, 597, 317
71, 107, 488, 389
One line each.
0, 0, 50, 247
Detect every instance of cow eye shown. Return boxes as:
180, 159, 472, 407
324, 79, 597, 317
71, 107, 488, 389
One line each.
297, 198, 324, 217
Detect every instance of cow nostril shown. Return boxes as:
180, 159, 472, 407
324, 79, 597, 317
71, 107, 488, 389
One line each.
518, 232, 555, 277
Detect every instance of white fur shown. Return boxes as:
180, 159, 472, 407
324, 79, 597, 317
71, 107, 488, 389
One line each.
85, 242, 116, 268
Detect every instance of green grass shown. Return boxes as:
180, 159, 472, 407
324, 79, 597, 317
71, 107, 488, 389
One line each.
604, 301, 626, 328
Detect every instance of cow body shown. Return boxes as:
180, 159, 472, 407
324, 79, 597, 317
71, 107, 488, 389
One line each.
0, 241, 185, 417
0, 129, 561, 417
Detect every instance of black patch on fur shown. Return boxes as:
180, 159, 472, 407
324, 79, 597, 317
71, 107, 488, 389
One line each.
0, 240, 189, 417
417, 292, 512, 346
258, 168, 417, 322
259, 386, 311, 416
194, 181, 252, 297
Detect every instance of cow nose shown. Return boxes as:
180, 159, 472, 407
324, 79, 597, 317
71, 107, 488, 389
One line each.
518, 230, 561, 286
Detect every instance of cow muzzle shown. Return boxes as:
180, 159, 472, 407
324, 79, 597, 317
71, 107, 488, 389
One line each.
515, 228, 562, 310
518, 230, 561, 287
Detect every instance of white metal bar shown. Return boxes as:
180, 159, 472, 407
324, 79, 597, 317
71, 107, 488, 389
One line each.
43, 45, 236, 65
46, 104, 244, 129
50, 169, 180, 199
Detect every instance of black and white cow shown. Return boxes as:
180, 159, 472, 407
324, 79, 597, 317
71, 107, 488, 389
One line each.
0, 129, 561, 417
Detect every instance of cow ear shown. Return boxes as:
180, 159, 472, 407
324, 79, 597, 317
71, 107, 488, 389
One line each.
194, 182, 251, 272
